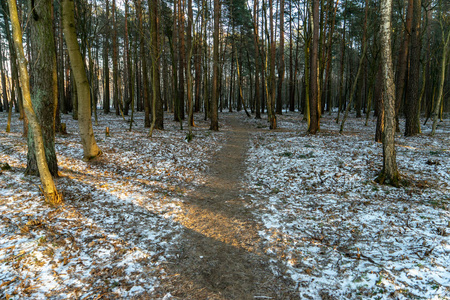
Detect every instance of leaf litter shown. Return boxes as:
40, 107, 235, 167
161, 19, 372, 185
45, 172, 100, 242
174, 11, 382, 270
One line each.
244, 113, 450, 299
0, 112, 225, 299
0, 110, 449, 299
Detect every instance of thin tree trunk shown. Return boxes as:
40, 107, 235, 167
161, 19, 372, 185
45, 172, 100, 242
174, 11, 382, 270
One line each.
336, 0, 346, 123
276, 0, 285, 115
431, 27, 450, 135
210, 0, 219, 130
308, 0, 320, 133
103, 0, 110, 113
394, 0, 413, 131
268, 0, 277, 129
178, 0, 186, 120
339, 42, 367, 132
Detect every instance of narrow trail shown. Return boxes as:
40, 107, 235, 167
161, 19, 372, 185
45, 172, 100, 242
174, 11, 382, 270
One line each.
159, 115, 298, 299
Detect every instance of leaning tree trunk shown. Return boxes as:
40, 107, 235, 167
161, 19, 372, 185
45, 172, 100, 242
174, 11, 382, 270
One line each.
378, 0, 399, 186
8, 0, 61, 204
431, 27, 450, 136
26, 0, 59, 177
62, 0, 101, 160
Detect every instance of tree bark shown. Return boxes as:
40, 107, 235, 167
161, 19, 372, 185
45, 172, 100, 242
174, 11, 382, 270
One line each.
149, 0, 164, 135
404, 0, 421, 136
210, 0, 219, 131
308, 0, 320, 134
103, 0, 110, 113
378, 0, 399, 186
431, 23, 450, 135
8, 0, 61, 204
268, 0, 277, 129
276, 0, 285, 115
394, 0, 413, 130
62, 0, 101, 160
112, 0, 120, 116
26, 0, 58, 177
178, 0, 186, 120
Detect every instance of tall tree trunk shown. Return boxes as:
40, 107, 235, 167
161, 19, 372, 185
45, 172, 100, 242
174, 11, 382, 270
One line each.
336, 0, 346, 123
323, 0, 338, 112
103, 0, 110, 113
355, 0, 368, 118
178, 0, 186, 120
57, 3, 67, 115
268, 0, 277, 129
185, 0, 194, 127
308, 0, 320, 133
210, 0, 219, 130
0, 39, 7, 113
276, 0, 285, 115
202, 0, 209, 121
8, 0, 60, 204
377, 0, 399, 186
26, 0, 58, 177
123, 0, 131, 116
394, 0, 413, 130
112, 0, 120, 116
170, 0, 182, 126
431, 22, 450, 135
404, 0, 421, 136
194, 30, 202, 113
62, 0, 101, 160
149, 0, 164, 135
254, 0, 261, 119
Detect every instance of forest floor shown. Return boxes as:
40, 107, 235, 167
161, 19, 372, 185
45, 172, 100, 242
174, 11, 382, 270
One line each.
0, 110, 449, 299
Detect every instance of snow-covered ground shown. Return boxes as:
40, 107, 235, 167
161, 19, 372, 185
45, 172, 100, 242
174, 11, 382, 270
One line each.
245, 113, 450, 299
0, 112, 226, 299
1, 109, 449, 299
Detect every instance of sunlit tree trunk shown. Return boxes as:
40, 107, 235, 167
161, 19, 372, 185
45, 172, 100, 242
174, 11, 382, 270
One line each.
8, 0, 61, 204
62, 0, 101, 160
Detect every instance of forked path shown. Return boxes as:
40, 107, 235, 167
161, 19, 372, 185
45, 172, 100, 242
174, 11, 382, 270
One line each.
160, 115, 298, 299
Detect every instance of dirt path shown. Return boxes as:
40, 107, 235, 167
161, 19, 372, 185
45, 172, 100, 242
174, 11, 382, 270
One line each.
158, 115, 298, 299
